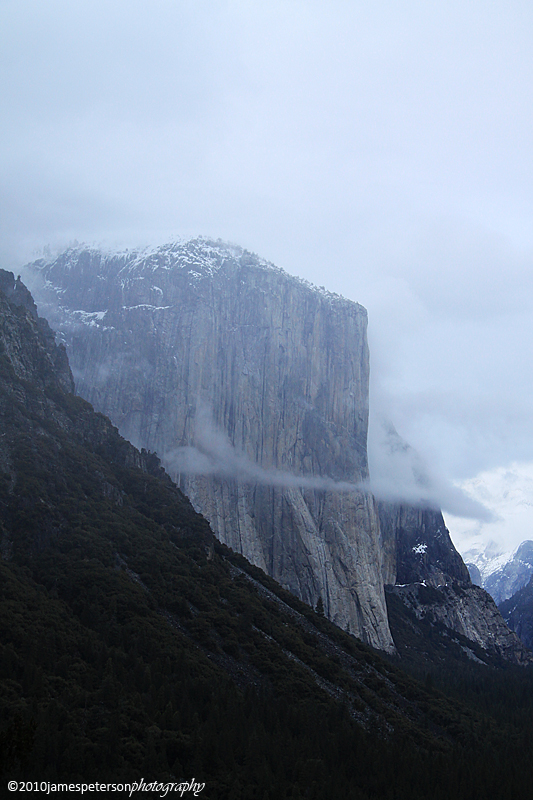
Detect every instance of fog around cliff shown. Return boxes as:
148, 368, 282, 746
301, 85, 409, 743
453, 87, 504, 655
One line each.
165, 404, 365, 495
164, 403, 493, 521
367, 418, 495, 522
3, 0, 533, 553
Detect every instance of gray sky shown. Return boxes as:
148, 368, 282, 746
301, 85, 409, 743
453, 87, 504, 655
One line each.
2, 0, 533, 553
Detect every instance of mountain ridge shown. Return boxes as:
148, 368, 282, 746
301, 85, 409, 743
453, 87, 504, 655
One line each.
465, 540, 533, 605
22, 239, 531, 667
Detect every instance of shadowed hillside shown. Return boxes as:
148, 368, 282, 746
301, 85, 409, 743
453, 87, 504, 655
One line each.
1, 269, 533, 798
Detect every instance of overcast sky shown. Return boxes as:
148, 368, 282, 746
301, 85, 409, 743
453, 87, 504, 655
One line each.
2, 0, 533, 554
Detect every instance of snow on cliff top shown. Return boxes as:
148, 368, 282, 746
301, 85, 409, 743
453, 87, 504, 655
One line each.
27, 236, 362, 311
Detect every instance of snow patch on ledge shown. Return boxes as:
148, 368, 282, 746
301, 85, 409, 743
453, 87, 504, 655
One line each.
122, 304, 171, 311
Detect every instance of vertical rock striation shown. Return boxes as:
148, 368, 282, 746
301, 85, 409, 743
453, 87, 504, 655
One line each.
25, 239, 529, 662
26, 240, 394, 651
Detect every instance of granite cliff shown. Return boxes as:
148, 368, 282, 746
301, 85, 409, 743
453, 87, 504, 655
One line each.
378, 503, 469, 588
24, 239, 531, 662
28, 240, 392, 651
377, 502, 529, 663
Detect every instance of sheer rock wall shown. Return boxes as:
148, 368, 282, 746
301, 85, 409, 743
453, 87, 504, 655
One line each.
27, 241, 394, 651
26, 239, 530, 662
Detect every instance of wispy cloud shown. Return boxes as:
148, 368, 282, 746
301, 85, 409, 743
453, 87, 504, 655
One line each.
164, 403, 364, 493
165, 404, 493, 520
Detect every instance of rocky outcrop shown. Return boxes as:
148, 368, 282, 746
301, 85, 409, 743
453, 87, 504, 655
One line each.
387, 582, 533, 665
0, 270, 39, 318
26, 240, 394, 651
377, 501, 532, 663
378, 503, 470, 587
0, 270, 73, 395
0, 268, 154, 482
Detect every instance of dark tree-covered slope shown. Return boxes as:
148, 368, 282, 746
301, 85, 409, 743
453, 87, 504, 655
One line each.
2, 269, 533, 798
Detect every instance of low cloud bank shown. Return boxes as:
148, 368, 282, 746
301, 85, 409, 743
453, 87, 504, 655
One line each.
368, 418, 495, 521
164, 405, 494, 521
164, 404, 362, 494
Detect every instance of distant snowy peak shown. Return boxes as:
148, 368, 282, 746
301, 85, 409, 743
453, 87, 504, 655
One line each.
464, 540, 533, 606
464, 545, 513, 584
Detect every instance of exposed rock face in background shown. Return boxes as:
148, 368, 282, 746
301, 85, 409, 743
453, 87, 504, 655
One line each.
377, 501, 531, 664
378, 503, 470, 587
371, 422, 470, 588
24, 239, 530, 662
0, 271, 39, 319
26, 240, 393, 651
388, 581, 533, 665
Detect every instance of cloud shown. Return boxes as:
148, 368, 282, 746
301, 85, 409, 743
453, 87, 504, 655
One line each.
164, 404, 493, 520
368, 419, 495, 521
445, 461, 533, 555
3, 1, 533, 548
164, 403, 365, 494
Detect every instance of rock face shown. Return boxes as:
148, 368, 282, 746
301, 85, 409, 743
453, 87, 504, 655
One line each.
372, 425, 531, 662
377, 502, 532, 664
388, 582, 533, 665
0, 270, 39, 318
26, 240, 393, 651
0, 270, 73, 395
378, 503, 470, 588
372, 423, 470, 589
24, 239, 530, 663
0, 268, 152, 480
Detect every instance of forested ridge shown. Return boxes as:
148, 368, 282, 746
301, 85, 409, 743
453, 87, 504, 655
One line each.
1, 274, 533, 798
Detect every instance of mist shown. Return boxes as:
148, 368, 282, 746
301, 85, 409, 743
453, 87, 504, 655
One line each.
164, 404, 493, 521
3, 1, 533, 553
